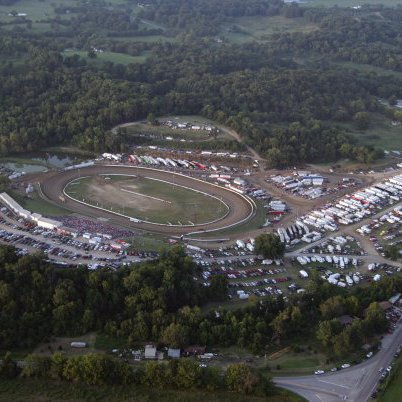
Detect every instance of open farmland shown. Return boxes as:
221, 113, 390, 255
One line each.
222, 15, 318, 44
64, 174, 228, 225
334, 113, 402, 151
62, 49, 148, 65
0, 0, 68, 23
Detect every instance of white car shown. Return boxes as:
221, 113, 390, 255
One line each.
366, 352, 373, 358
341, 363, 351, 369
314, 370, 325, 375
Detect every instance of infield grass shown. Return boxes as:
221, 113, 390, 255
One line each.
64, 175, 228, 225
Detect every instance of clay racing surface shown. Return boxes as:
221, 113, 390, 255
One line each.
39, 165, 255, 236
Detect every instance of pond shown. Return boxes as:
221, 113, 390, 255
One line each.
1, 153, 76, 173
32, 154, 74, 168
3, 162, 47, 173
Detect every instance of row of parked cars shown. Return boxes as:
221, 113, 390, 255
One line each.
0, 211, 154, 267
229, 276, 291, 289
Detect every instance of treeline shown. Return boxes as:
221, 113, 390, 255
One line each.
138, 0, 286, 35
0, 244, 400, 359
0, 352, 273, 396
272, 7, 402, 72
316, 296, 387, 358
0, 0, 18, 4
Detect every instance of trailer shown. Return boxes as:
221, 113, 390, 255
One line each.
71, 342, 87, 348
299, 270, 309, 279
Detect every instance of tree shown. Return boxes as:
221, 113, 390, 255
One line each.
364, 302, 387, 336
319, 295, 345, 320
270, 306, 304, 341
316, 319, 343, 351
225, 363, 272, 395
266, 147, 283, 168
142, 361, 169, 387
254, 233, 285, 260
389, 95, 398, 106
209, 274, 228, 301
394, 110, 402, 121
0, 176, 10, 192
354, 112, 370, 130
161, 323, 188, 348
174, 359, 201, 389
50, 352, 67, 380
0, 352, 19, 379
21, 355, 51, 378
147, 113, 157, 125
87, 49, 97, 59
385, 244, 400, 261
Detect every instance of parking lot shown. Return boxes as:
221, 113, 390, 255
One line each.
0, 208, 149, 268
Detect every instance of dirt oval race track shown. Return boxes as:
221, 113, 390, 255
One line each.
39, 165, 256, 236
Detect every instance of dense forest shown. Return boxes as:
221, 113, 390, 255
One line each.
0, 0, 402, 164
0, 245, 396, 359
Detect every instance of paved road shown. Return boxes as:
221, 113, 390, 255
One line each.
274, 319, 402, 401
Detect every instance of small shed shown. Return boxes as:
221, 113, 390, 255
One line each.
168, 348, 181, 359
144, 345, 157, 359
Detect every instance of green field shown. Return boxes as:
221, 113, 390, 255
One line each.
11, 189, 70, 217
65, 175, 228, 225
62, 50, 148, 65
123, 123, 213, 141
0, 378, 304, 402
223, 15, 318, 43
0, 0, 67, 22
120, 116, 231, 142
334, 113, 402, 150
127, 234, 174, 252
113, 35, 177, 44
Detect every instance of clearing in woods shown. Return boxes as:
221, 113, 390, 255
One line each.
64, 174, 228, 225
